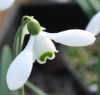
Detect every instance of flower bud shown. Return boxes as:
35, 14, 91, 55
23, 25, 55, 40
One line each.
27, 18, 41, 35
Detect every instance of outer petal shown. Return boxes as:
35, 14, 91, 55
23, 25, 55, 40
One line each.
7, 36, 35, 90
86, 12, 100, 36
33, 33, 58, 64
42, 29, 96, 46
6, 50, 34, 90
0, 0, 15, 11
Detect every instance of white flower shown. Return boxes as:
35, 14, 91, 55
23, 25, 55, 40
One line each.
86, 12, 100, 36
0, 0, 15, 11
6, 22, 96, 90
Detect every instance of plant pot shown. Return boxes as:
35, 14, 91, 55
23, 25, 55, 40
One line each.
0, 1, 95, 95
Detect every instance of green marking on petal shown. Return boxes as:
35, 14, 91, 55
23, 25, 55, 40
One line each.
39, 52, 53, 62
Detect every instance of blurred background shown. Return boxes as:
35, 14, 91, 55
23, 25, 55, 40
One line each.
0, 0, 29, 25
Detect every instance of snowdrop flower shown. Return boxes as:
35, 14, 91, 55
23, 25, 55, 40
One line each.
0, 0, 15, 11
6, 16, 96, 90
86, 12, 100, 36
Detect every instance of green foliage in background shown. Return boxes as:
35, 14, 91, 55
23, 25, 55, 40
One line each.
0, 45, 13, 95
64, 47, 91, 67
76, 0, 100, 18
63, 44, 98, 85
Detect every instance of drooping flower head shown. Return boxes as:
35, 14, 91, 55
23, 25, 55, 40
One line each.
6, 16, 96, 90
0, 0, 15, 11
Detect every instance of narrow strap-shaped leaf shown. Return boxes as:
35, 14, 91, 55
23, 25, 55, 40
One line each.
0, 45, 13, 95
88, 0, 100, 12
76, 0, 96, 18
25, 81, 47, 95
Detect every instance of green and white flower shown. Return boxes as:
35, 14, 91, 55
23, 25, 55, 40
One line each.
6, 17, 96, 90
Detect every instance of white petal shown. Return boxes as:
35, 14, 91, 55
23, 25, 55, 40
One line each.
86, 12, 100, 36
25, 35, 35, 50
6, 50, 34, 90
7, 36, 35, 90
42, 29, 96, 46
41, 27, 46, 31
33, 34, 58, 64
0, 0, 15, 11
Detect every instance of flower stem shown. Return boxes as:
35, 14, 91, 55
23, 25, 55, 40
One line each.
18, 86, 24, 95
21, 16, 33, 26
25, 81, 47, 95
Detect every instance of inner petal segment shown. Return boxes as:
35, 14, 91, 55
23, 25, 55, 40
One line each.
33, 34, 57, 64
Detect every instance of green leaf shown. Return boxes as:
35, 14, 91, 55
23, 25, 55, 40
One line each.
25, 81, 47, 95
88, 0, 100, 12
76, 0, 97, 18
0, 45, 13, 95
